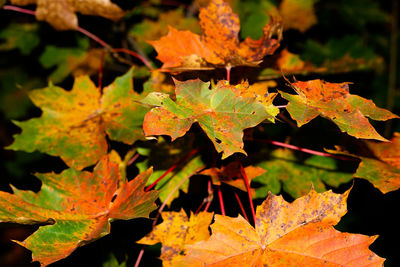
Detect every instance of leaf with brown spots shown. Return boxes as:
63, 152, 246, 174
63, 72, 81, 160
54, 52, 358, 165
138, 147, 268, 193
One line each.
149, 0, 282, 71
10, 0, 125, 30
218, 80, 279, 122
279, 79, 399, 141
200, 161, 265, 193
328, 133, 400, 193
137, 210, 213, 267
8, 68, 149, 169
0, 157, 158, 266
181, 189, 385, 266
142, 79, 270, 159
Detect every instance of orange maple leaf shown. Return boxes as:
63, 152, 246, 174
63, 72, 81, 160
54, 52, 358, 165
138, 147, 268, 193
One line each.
149, 0, 282, 71
280, 79, 399, 141
181, 189, 384, 266
200, 161, 265, 192
138, 210, 214, 267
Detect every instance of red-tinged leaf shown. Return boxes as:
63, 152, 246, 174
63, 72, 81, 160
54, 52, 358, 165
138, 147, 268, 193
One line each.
328, 133, 400, 193
8, 68, 148, 169
280, 79, 399, 141
138, 210, 214, 266
148, 26, 213, 70
218, 80, 279, 122
181, 189, 385, 266
143, 79, 270, 159
0, 157, 158, 266
10, 0, 125, 30
200, 161, 265, 192
149, 0, 282, 71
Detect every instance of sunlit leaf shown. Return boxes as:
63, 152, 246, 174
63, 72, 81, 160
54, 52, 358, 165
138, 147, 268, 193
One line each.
138, 210, 213, 267
149, 0, 282, 71
181, 189, 384, 266
8, 68, 148, 169
280, 79, 399, 141
0, 157, 158, 266
143, 79, 270, 159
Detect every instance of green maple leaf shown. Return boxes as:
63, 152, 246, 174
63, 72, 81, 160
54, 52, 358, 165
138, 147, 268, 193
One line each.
252, 149, 353, 199
142, 79, 272, 159
327, 132, 400, 194
0, 23, 40, 55
280, 79, 398, 141
0, 157, 158, 266
8, 68, 148, 169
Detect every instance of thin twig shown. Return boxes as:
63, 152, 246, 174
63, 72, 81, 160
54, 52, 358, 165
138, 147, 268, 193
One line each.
113, 48, 154, 70
127, 153, 140, 166
3, 5, 36, 15
145, 148, 199, 192
77, 27, 111, 48
3, 5, 153, 70
250, 139, 357, 161
236, 157, 256, 225
127, 35, 155, 69
234, 191, 249, 222
216, 186, 225, 215
195, 178, 214, 214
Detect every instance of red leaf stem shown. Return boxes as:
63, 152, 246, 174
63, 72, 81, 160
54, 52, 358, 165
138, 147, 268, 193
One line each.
77, 27, 111, 48
250, 139, 357, 161
216, 186, 225, 215
145, 148, 199, 192
234, 191, 249, 222
226, 66, 231, 83
3, 5, 36, 15
127, 153, 140, 166
236, 157, 256, 225
112, 48, 154, 70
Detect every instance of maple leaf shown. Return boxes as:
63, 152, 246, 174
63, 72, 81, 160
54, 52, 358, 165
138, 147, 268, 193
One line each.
181, 189, 384, 266
129, 8, 201, 54
327, 132, 400, 193
252, 148, 353, 199
279, 0, 318, 32
0, 156, 158, 266
200, 161, 265, 193
138, 210, 213, 267
142, 79, 271, 159
0, 23, 40, 55
218, 80, 279, 123
39, 37, 102, 83
279, 79, 399, 141
149, 0, 282, 70
10, 0, 125, 30
8, 68, 148, 169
